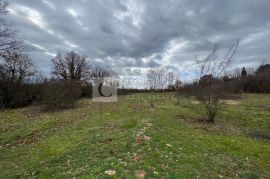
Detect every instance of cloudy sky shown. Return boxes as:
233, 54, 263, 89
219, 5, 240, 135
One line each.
6, 0, 270, 83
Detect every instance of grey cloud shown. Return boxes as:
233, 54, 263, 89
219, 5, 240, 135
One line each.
6, 0, 270, 80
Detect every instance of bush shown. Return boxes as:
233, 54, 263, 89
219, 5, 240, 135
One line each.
80, 82, 92, 97
41, 80, 81, 110
0, 81, 40, 108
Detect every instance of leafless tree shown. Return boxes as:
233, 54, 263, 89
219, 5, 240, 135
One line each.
195, 41, 239, 123
174, 78, 183, 105
90, 66, 117, 78
174, 78, 182, 89
228, 68, 242, 79
52, 51, 90, 81
147, 69, 157, 90
0, 51, 36, 83
0, 0, 7, 14
167, 72, 176, 89
147, 67, 176, 91
0, 0, 23, 56
146, 67, 177, 107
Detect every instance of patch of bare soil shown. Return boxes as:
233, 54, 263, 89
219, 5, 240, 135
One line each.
22, 106, 44, 119
248, 132, 270, 141
191, 99, 241, 105
129, 103, 144, 112
220, 100, 240, 105
174, 115, 240, 134
17, 131, 42, 145
143, 135, 151, 141
135, 135, 141, 146
99, 138, 114, 144
136, 170, 145, 179
133, 154, 141, 162
191, 100, 200, 104
175, 114, 207, 123
101, 123, 119, 129
220, 94, 243, 100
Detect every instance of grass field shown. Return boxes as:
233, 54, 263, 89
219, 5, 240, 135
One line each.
0, 93, 270, 178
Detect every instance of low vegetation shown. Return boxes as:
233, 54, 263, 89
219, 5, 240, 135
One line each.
0, 93, 269, 178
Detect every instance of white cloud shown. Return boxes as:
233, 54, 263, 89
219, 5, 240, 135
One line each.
27, 41, 56, 57
42, 0, 55, 9
160, 39, 189, 66
8, 4, 47, 29
67, 8, 81, 18
64, 40, 78, 49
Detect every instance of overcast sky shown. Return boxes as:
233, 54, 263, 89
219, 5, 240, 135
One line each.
6, 0, 270, 83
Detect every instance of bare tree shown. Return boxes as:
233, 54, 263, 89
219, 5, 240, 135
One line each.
167, 72, 176, 89
0, 51, 36, 83
90, 66, 117, 78
228, 68, 242, 80
0, 0, 7, 14
0, 0, 23, 56
147, 67, 166, 90
174, 78, 183, 105
174, 78, 182, 89
195, 41, 239, 123
146, 67, 177, 107
147, 69, 157, 90
52, 51, 90, 81
147, 67, 176, 91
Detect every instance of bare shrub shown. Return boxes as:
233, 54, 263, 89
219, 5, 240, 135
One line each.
195, 41, 239, 123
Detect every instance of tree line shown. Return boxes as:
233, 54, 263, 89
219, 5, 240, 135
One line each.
0, 1, 121, 109
0, 49, 117, 109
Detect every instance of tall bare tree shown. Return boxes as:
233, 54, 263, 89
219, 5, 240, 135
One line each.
0, 51, 36, 83
167, 72, 176, 89
52, 51, 90, 81
195, 41, 239, 123
0, 0, 23, 56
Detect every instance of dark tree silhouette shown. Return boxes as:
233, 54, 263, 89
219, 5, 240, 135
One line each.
255, 64, 270, 93
256, 64, 270, 75
0, 51, 36, 83
0, 51, 37, 108
241, 67, 247, 79
52, 51, 90, 81
90, 66, 117, 78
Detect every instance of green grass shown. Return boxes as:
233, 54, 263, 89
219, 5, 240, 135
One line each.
0, 93, 269, 178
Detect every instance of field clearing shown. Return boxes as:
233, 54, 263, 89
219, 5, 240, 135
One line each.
0, 93, 270, 178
